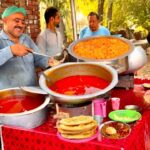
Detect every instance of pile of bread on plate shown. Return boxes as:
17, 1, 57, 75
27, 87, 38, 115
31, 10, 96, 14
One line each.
57, 115, 98, 139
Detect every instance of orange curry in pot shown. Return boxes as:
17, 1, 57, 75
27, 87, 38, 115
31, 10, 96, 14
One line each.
73, 37, 129, 59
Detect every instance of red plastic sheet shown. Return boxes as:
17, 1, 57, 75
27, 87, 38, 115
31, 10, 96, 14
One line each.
1, 77, 150, 150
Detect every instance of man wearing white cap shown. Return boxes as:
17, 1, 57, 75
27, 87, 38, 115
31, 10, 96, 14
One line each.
0, 6, 51, 89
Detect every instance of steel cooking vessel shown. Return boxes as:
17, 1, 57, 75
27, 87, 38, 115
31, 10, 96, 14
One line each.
68, 36, 134, 74
39, 62, 118, 104
126, 46, 148, 73
0, 87, 50, 129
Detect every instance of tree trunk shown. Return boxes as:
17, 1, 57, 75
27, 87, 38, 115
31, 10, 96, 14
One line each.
98, 0, 105, 24
107, 1, 113, 29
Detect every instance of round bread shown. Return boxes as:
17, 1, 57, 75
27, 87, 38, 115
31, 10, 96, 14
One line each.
58, 128, 83, 134
60, 128, 97, 139
59, 120, 97, 131
58, 125, 97, 135
59, 115, 93, 126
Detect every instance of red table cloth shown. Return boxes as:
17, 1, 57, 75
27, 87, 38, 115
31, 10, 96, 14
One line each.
1, 77, 150, 150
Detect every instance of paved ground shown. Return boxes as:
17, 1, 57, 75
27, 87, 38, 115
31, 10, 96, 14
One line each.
135, 54, 150, 78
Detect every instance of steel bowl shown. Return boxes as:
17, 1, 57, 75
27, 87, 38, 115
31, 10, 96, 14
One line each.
68, 36, 134, 74
0, 87, 50, 129
39, 62, 118, 104
124, 105, 141, 112
125, 46, 147, 73
100, 121, 131, 139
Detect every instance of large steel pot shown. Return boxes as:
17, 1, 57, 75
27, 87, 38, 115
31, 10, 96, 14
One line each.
39, 62, 118, 104
126, 46, 148, 73
0, 87, 50, 129
68, 36, 134, 74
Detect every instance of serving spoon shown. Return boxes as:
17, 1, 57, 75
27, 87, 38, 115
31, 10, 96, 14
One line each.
32, 51, 64, 61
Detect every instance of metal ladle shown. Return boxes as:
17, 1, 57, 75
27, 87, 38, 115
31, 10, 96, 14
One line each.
32, 51, 64, 61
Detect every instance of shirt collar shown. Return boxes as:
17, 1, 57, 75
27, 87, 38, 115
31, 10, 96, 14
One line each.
46, 28, 59, 33
0, 30, 10, 40
88, 25, 100, 33
0, 30, 26, 42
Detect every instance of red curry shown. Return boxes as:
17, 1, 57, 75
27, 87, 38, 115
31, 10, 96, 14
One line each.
49, 75, 110, 95
0, 96, 44, 113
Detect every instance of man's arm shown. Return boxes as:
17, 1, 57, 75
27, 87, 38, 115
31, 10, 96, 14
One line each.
0, 43, 32, 66
0, 46, 13, 66
26, 35, 49, 69
105, 27, 111, 35
79, 27, 87, 39
36, 34, 47, 55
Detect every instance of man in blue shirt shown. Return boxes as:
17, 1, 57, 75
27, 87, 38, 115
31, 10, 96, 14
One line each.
0, 6, 51, 89
79, 12, 110, 39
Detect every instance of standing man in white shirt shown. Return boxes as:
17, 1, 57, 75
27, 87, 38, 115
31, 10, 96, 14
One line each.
36, 7, 64, 57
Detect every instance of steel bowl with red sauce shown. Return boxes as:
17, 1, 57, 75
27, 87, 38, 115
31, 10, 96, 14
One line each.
0, 95, 44, 114
49, 75, 110, 96
39, 62, 118, 104
0, 87, 50, 128
100, 121, 131, 139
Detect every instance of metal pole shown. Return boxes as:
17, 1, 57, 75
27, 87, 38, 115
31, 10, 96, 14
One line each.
70, 0, 77, 40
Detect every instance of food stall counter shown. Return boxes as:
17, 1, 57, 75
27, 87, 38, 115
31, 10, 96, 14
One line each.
1, 78, 150, 150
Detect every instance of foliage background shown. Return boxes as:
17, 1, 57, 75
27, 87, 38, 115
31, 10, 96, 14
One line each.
39, 0, 150, 42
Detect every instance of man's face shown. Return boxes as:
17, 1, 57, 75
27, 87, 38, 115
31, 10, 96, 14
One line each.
3, 13, 26, 39
88, 15, 99, 32
53, 12, 61, 27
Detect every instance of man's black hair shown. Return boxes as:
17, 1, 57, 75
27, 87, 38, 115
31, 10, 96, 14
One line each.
88, 12, 99, 20
44, 7, 58, 24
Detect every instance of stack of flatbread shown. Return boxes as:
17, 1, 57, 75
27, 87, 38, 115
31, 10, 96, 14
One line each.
57, 115, 98, 139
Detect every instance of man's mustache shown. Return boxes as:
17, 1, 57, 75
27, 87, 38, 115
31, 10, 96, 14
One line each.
15, 26, 23, 30
56, 24, 59, 28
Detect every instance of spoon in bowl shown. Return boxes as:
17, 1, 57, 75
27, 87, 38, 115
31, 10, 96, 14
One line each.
32, 51, 64, 61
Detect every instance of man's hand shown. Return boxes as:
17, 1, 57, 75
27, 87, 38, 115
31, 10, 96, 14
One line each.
48, 57, 61, 67
10, 44, 33, 56
48, 51, 67, 67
